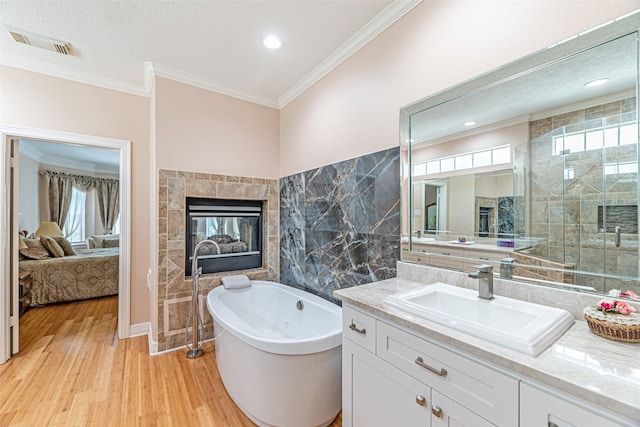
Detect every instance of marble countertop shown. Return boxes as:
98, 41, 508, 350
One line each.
334, 278, 640, 422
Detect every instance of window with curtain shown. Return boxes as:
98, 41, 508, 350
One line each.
112, 214, 121, 234
63, 188, 86, 243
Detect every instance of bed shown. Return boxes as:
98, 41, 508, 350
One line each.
19, 247, 119, 306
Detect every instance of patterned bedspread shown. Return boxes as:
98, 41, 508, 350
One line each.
19, 247, 119, 306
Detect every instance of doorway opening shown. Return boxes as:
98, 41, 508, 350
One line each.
0, 126, 131, 363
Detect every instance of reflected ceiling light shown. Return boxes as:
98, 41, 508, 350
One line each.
263, 35, 282, 50
584, 78, 609, 88
463, 121, 477, 127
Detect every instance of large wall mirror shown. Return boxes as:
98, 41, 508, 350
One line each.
401, 13, 640, 299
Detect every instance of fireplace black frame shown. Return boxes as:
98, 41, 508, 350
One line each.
185, 197, 263, 276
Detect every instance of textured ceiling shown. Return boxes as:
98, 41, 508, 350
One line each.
0, 0, 418, 107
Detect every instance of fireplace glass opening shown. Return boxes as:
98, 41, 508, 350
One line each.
185, 197, 263, 276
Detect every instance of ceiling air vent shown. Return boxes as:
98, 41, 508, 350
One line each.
7, 26, 73, 56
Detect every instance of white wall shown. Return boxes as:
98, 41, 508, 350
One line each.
17, 152, 39, 234
475, 174, 513, 198
448, 175, 475, 234
280, 1, 640, 177
154, 77, 280, 178
1, 65, 151, 325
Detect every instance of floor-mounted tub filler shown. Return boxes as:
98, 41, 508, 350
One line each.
207, 280, 342, 427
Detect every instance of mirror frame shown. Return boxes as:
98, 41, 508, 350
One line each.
400, 12, 640, 297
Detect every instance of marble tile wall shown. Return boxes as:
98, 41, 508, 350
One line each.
280, 148, 401, 303
528, 98, 639, 289
157, 169, 279, 352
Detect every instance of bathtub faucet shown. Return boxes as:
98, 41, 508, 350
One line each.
186, 239, 220, 359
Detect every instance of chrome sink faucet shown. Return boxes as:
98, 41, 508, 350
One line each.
468, 264, 494, 300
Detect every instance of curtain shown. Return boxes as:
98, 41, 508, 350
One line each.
62, 189, 86, 241
45, 172, 74, 230
40, 170, 119, 234
96, 179, 120, 234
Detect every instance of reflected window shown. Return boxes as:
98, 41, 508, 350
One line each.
473, 150, 491, 167
455, 154, 472, 170
426, 160, 440, 174
553, 122, 637, 155
413, 144, 510, 176
492, 146, 510, 164
441, 157, 455, 172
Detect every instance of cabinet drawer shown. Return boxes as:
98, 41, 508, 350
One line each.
343, 305, 376, 353
376, 321, 518, 426
428, 247, 464, 257
520, 383, 625, 427
403, 251, 429, 263
463, 249, 510, 262
428, 254, 464, 270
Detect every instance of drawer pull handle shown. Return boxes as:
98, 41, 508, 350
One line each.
548, 423, 559, 427
349, 323, 366, 335
415, 356, 447, 377
431, 405, 443, 418
415, 395, 427, 407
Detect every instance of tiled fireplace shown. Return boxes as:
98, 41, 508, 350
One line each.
156, 169, 279, 352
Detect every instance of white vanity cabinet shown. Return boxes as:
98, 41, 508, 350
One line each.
342, 305, 518, 427
342, 304, 637, 427
520, 383, 624, 427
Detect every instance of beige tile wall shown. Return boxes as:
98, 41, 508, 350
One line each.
156, 169, 279, 352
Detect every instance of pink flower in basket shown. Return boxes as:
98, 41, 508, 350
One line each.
596, 298, 637, 315
597, 299, 616, 313
616, 301, 637, 315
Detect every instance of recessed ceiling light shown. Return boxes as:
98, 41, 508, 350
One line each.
463, 121, 477, 127
263, 35, 282, 50
584, 78, 609, 88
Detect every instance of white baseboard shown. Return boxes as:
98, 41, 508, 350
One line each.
129, 322, 150, 338
129, 322, 160, 354
148, 334, 159, 354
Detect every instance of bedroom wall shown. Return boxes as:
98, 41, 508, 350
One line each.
279, 0, 640, 177
0, 65, 151, 325
17, 152, 39, 234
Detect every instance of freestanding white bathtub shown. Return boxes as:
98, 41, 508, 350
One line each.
206, 280, 342, 427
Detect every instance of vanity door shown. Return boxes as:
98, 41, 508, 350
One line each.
344, 338, 430, 427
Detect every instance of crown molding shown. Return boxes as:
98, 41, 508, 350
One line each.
145, 62, 279, 109
17, 140, 43, 162
1, 54, 149, 98
3, 0, 422, 109
277, 0, 423, 108
19, 139, 119, 174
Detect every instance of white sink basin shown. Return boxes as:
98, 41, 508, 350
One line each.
384, 282, 574, 356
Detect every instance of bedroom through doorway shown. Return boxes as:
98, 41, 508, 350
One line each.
0, 126, 131, 363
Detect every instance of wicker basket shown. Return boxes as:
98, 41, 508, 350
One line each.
583, 307, 640, 343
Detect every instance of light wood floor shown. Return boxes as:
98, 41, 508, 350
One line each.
0, 297, 342, 426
